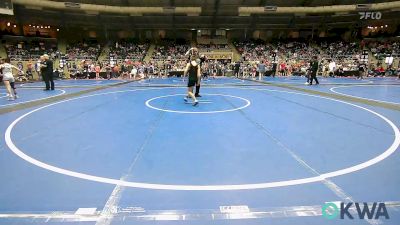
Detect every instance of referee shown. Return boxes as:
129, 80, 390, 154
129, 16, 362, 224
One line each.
308, 56, 319, 85
40, 54, 55, 90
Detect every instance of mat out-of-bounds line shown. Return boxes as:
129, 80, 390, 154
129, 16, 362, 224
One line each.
1, 201, 400, 221
4, 87, 400, 190
330, 85, 400, 105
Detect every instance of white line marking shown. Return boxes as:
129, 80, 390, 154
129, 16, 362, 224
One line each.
1, 201, 400, 220
146, 94, 251, 114
0, 89, 66, 107
4, 87, 400, 190
75, 208, 97, 215
276, 142, 379, 224
228, 90, 382, 225
330, 85, 400, 105
95, 184, 124, 225
0, 213, 99, 221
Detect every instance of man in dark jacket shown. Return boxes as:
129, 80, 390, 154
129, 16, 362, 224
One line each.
40, 54, 55, 90
234, 61, 240, 78
309, 56, 319, 85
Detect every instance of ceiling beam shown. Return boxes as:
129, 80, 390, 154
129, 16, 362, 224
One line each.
212, 0, 220, 29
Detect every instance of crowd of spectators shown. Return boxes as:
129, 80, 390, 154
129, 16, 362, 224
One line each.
276, 41, 321, 61
318, 41, 361, 60
149, 39, 191, 76
233, 39, 374, 76
109, 41, 149, 62
65, 41, 102, 61
152, 39, 190, 61
5, 41, 59, 61
3, 37, 399, 80
364, 40, 400, 57
234, 40, 275, 62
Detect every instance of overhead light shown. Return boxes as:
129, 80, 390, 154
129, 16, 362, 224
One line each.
7, 22, 10, 26
57, 28, 60, 31
225, 28, 230, 30
385, 25, 388, 27
374, 26, 377, 29
41, 26, 43, 28
191, 28, 196, 30
48, 25, 51, 28
13, 25, 16, 28
380, 26, 383, 28
29, 24, 31, 27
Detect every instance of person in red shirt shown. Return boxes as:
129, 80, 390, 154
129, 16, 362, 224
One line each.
378, 66, 385, 76
280, 62, 286, 76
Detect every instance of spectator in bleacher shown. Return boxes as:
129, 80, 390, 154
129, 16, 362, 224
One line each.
358, 61, 366, 79
257, 60, 266, 80
130, 66, 138, 80
95, 64, 101, 79
328, 60, 336, 77
279, 61, 287, 76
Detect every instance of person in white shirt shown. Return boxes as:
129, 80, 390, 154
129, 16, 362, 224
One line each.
35, 60, 41, 79
130, 66, 138, 80
129, 66, 137, 80
0, 58, 24, 100
328, 60, 336, 77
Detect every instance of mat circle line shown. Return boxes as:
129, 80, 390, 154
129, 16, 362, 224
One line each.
4, 87, 400, 190
145, 93, 251, 114
330, 85, 400, 105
